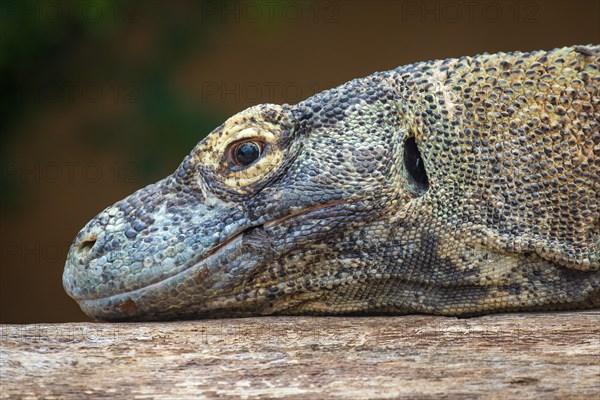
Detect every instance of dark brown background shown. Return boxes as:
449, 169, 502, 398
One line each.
1, 0, 598, 323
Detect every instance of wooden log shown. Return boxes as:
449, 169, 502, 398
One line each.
1, 311, 599, 399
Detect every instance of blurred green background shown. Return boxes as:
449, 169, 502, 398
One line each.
1, 0, 598, 323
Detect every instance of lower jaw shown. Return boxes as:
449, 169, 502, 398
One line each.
76, 236, 246, 321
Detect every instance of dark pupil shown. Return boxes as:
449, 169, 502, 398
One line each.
236, 142, 260, 166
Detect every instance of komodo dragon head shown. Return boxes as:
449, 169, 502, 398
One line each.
64, 46, 599, 321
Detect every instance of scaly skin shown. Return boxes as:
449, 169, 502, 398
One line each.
63, 45, 599, 321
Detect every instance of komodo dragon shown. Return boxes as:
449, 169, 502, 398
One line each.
63, 45, 599, 321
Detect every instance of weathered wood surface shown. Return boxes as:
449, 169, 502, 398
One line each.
1, 311, 599, 399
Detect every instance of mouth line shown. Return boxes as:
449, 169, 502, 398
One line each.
74, 201, 348, 304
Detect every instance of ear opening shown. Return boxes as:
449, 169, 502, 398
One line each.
403, 136, 430, 195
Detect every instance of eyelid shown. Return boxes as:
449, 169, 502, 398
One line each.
222, 127, 270, 147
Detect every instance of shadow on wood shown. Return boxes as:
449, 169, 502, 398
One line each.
1, 311, 599, 398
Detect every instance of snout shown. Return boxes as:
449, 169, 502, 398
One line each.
62, 176, 254, 320
63, 219, 110, 302
63, 179, 168, 303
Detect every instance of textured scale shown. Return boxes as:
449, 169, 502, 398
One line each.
63, 45, 599, 320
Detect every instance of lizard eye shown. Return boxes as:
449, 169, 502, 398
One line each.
217, 127, 280, 188
231, 141, 263, 167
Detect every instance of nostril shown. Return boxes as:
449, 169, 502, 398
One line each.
77, 235, 97, 255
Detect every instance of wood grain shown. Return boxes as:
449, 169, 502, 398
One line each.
1, 311, 599, 399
